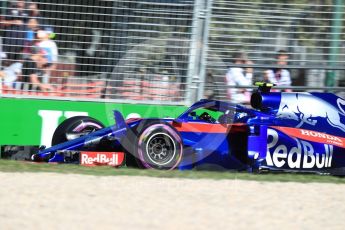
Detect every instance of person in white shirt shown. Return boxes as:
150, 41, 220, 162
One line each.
0, 62, 23, 87
37, 29, 58, 64
36, 28, 58, 84
225, 51, 253, 103
265, 50, 292, 87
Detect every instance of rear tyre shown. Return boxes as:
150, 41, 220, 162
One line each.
52, 116, 105, 146
329, 167, 345, 177
127, 121, 183, 170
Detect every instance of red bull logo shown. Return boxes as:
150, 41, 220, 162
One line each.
80, 152, 124, 166
267, 129, 333, 169
277, 93, 345, 132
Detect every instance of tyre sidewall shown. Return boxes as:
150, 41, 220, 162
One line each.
137, 123, 183, 170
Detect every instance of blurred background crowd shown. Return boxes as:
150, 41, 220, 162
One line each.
0, 0, 344, 104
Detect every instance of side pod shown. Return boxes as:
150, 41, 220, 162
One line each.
247, 125, 267, 169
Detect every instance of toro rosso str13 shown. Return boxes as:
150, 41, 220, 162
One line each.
28, 83, 345, 175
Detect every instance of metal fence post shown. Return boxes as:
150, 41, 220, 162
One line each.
0, 0, 6, 70
186, 0, 213, 105
326, 0, 343, 87
196, 0, 212, 101
185, 0, 202, 105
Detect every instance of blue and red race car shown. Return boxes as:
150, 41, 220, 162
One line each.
26, 83, 345, 175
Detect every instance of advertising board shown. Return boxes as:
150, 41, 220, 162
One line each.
0, 98, 185, 147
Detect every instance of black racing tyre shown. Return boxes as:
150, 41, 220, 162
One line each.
125, 120, 183, 170
52, 116, 105, 146
329, 167, 345, 177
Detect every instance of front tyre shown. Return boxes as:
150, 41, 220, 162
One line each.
137, 123, 183, 170
52, 116, 105, 146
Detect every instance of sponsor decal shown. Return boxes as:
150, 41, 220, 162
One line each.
174, 123, 228, 133
80, 151, 124, 166
273, 127, 345, 148
276, 93, 345, 132
267, 129, 333, 169
173, 123, 245, 133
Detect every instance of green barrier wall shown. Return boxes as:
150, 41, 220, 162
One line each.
0, 98, 186, 146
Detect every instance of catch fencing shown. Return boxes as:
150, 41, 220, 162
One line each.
204, 0, 345, 101
0, 0, 344, 104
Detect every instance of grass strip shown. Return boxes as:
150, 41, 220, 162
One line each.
0, 159, 344, 184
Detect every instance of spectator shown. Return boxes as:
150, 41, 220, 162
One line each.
204, 71, 219, 100
0, 0, 28, 61
225, 51, 253, 103
21, 46, 54, 92
264, 50, 292, 87
26, 18, 39, 43
28, 2, 41, 20
0, 61, 23, 88
36, 28, 58, 84
25, 2, 46, 54
37, 28, 58, 64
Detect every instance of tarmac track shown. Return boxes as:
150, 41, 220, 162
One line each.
0, 172, 344, 230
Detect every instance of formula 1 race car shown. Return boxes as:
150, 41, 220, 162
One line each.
11, 83, 345, 175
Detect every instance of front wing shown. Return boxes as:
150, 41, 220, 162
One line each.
0, 145, 125, 167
